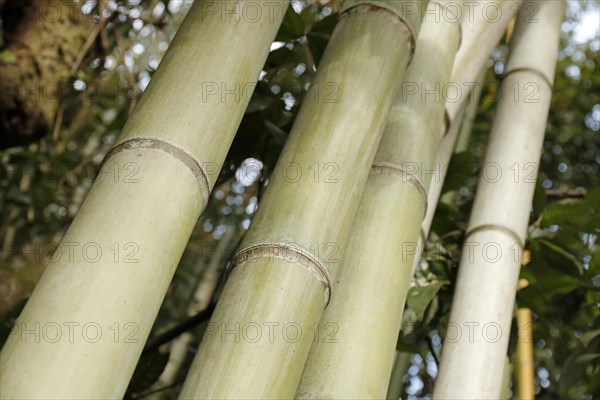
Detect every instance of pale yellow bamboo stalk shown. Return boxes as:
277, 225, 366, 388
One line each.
386, 351, 412, 400
178, 2, 423, 398
516, 308, 535, 400
0, 2, 288, 399
298, 2, 526, 398
440, 72, 484, 205
415, 0, 525, 274
433, 1, 564, 398
296, 2, 460, 398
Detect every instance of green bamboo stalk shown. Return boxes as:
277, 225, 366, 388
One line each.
0, 2, 288, 398
178, 2, 424, 398
433, 1, 563, 398
295, 2, 460, 398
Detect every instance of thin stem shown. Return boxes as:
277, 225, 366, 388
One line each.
143, 304, 215, 354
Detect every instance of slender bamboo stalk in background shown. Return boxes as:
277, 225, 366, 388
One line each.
386, 351, 412, 400
500, 356, 513, 399
516, 308, 535, 399
295, 3, 460, 398
0, 1, 288, 398
415, 0, 524, 274
178, 2, 423, 398
433, 1, 564, 398
390, 2, 522, 396
439, 72, 484, 205
292, 1, 522, 398
455, 74, 484, 153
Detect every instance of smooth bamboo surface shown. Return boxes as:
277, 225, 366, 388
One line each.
179, 2, 421, 399
0, 2, 288, 398
296, 2, 458, 398
433, 1, 564, 398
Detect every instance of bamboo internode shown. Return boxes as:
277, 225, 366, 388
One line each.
296, 2, 458, 398
178, 2, 423, 398
0, 1, 288, 398
433, 1, 564, 398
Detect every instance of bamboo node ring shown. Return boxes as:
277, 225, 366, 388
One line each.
231, 243, 332, 306
465, 224, 525, 249
100, 137, 211, 203
431, 1, 463, 50
502, 67, 554, 89
341, 1, 421, 64
371, 162, 429, 220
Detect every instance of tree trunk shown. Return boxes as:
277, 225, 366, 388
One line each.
433, 1, 563, 398
0, 0, 95, 148
0, 1, 287, 398
295, 2, 460, 398
178, 2, 423, 398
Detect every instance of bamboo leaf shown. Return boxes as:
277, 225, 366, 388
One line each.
441, 151, 478, 194
532, 178, 547, 217
559, 349, 594, 397
534, 271, 582, 296
277, 7, 307, 41
574, 353, 600, 364
541, 186, 599, 233
530, 238, 584, 276
0, 298, 27, 349
311, 13, 338, 34
588, 251, 600, 277
580, 329, 600, 347
264, 120, 288, 146
431, 202, 462, 236
407, 281, 446, 319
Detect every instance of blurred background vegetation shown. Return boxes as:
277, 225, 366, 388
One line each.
0, 0, 598, 399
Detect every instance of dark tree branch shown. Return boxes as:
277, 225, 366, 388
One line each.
143, 304, 216, 354
427, 335, 440, 367
545, 188, 587, 199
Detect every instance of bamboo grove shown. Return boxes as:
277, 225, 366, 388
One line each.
0, 0, 566, 399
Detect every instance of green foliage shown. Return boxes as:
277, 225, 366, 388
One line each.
407, 281, 447, 320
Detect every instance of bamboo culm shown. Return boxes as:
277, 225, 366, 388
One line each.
0, 2, 288, 398
433, 1, 564, 397
415, 0, 525, 274
296, 2, 459, 398
178, 1, 423, 398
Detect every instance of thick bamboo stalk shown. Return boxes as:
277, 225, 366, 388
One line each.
433, 1, 564, 398
515, 308, 535, 399
178, 2, 423, 399
0, 2, 287, 399
295, 2, 460, 398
